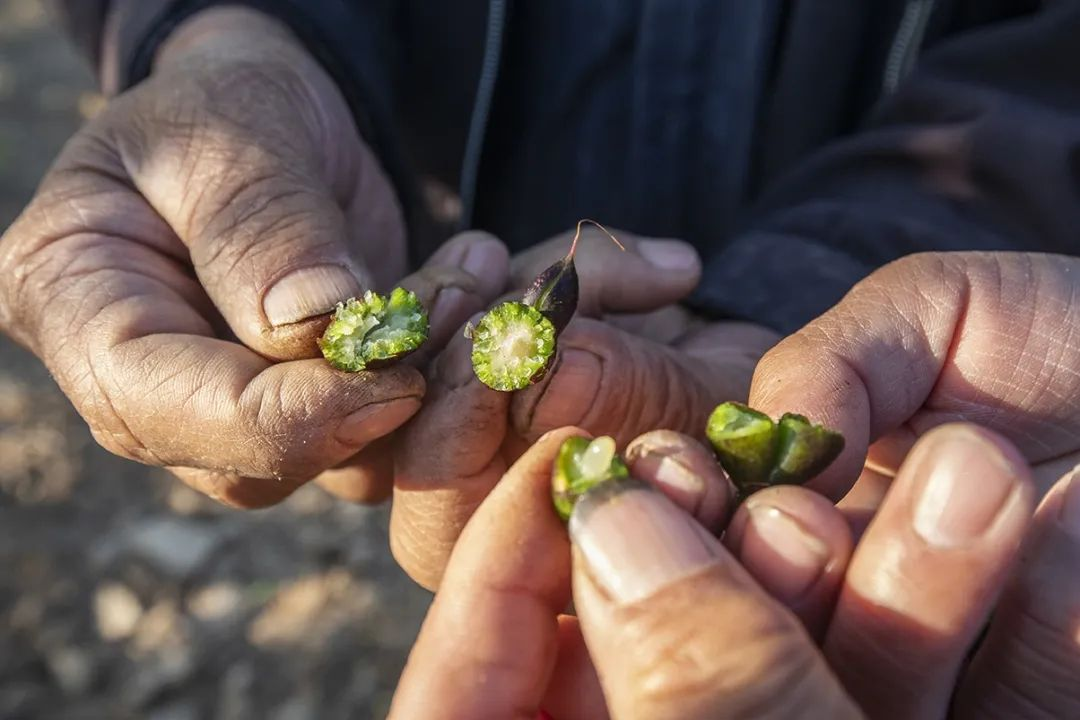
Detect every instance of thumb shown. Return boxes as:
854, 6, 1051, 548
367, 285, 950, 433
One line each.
511, 226, 702, 316
746, 255, 951, 499
569, 481, 860, 720
748, 252, 1062, 500
112, 19, 402, 361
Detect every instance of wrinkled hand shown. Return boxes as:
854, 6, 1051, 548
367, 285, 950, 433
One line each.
389, 227, 779, 588
390, 423, 1080, 719
0, 7, 503, 507
748, 252, 1080, 504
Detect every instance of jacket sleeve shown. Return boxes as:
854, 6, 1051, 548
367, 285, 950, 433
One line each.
689, 2, 1080, 334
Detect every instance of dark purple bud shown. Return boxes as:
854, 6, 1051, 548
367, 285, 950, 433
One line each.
520, 219, 623, 335
522, 257, 579, 334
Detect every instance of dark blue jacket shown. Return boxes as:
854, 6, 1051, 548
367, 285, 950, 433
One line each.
57, 0, 1080, 331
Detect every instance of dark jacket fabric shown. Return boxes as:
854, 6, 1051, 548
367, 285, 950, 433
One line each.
55, 0, 1079, 332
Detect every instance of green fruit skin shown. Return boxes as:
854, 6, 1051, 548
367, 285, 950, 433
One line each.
705, 402, 779, 493
768, 413, 845, 486
551, 436, 629, 522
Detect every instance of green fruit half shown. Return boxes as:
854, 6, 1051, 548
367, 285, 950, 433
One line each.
470, 301, 556, 391
319, 287, 428, 372
552, 436, 629, 521
705, 401, 844, 498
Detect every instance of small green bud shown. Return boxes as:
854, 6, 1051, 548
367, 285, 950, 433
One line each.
705, 402, 779, 494
552, 435, 629, 521
318, 287, 428, 372
705, 402, 844, 499
769, 413, 845, 486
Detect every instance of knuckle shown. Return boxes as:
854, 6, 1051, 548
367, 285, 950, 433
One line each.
194, 179, 327, 268
241, 372, 334, 482
245, 379, 304, 479
626, 604, 816, 718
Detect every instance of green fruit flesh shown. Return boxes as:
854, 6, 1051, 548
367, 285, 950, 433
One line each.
319, 287, 428, 372
552, 436, 629, 521
471, 301, 556, 391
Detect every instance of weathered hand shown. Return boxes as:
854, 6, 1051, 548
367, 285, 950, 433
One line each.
0, 8, 500, 507
391, 421, 1080, 720
387, 428, 860, 720
389, 226, 779, 589
748, 252, 1080, 503
722, 420, 1078, 720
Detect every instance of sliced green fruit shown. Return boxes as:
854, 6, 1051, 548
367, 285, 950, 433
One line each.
470, 301, 556, 391
552, 435, 629, 521
319, 287, 428, 372
705, 402, 844, 499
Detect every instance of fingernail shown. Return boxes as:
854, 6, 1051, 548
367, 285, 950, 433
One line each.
636, 239, 699, 271
335, 397, 421, 447
910, 427, 1022, 547
625, 441, 707, 507
742, 503, 829, 603
463, 242, 499, 279
649, 454, 706, 502
1058, 468, 1080, 538
264, 265, 363, 326
570, 480, 716, 604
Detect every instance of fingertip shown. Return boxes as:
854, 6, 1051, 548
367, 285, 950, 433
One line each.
430, 230, 510, 298
821, 422, 1036, 718
334, 395, 422, 447
635, 238, 701, 274
726, 486, 851, 634
535, 425, 592, 447
625, 429, 735, 532
750, 336, 872, 502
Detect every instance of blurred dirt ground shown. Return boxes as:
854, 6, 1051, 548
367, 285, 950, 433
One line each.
0, 2, 430, 718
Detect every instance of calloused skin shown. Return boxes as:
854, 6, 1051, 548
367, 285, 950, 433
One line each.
390, 423, 1080, 720
0, 7, 509, 507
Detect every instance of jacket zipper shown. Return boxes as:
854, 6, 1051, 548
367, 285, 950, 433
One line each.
458, 0, 509, 229
883, 0, 936, 93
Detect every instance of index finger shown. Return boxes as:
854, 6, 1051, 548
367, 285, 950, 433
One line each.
389, 427, 585, 720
